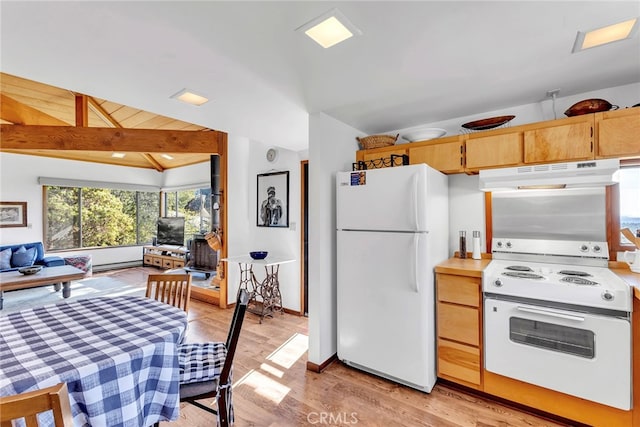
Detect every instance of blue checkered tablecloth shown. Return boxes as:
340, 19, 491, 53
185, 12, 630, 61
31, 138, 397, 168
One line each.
0, 296, 187, 427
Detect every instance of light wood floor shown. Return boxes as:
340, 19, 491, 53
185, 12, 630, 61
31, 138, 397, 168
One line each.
100, 267, 571, 427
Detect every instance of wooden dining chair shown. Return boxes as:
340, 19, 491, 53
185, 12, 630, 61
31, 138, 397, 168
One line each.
146, 273, 192, 313
173, 289, 249, 427
0, 382, 73, 427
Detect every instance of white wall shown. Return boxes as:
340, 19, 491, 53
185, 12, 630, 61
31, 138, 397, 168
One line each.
226, 134, 302, 309
307, 112, 363, 366
0, 153, 162, 265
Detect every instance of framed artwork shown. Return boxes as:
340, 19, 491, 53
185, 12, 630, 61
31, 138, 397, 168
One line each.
0, 202, 27, 228
257, 171, 289, 227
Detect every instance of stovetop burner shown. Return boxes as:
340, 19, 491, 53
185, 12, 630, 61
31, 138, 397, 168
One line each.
506, 265, 533, 272
502, 271, 544, 280
558, 270, 592, 277
561, 276, 598, 286
483, 238, 632, 312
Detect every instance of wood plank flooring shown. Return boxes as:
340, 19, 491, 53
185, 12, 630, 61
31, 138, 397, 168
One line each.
101, 267, 571, 427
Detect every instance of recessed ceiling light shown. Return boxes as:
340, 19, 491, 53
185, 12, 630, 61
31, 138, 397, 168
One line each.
111, 153, 126, 158
572, 17, 638, 52
296, 8, 362, 48
170, 88, 209, 106
161, 154, 174, 160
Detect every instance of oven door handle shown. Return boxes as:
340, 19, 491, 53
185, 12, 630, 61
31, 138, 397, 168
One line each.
516, 306, 585, 322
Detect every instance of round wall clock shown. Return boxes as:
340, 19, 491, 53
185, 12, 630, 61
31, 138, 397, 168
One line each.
266, 148, 278, 162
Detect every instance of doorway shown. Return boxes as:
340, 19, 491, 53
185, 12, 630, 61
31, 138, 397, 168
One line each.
300, 160, 309, 316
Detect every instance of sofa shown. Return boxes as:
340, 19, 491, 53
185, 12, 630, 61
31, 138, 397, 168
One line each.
0, 242, 65, 273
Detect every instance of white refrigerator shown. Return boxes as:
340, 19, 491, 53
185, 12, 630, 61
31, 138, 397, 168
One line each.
336, 164, 448, 392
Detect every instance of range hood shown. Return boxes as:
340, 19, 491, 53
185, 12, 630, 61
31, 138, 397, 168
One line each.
479, 159, 619, 191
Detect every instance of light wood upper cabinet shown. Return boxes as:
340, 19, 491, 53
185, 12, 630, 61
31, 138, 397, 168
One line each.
354, 111, 638, 174
408, 136, 464, 173
595, 108, 640, 159
355, 146, 408, 169
465, 132, 523, 171
523, 116, 594, 163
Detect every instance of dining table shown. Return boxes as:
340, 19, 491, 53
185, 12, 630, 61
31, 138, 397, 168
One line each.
0, 296, 188, 427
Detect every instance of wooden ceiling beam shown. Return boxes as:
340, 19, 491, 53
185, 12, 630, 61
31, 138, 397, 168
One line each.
87, 96, 120, 128
0, 124, 224, 154
0, 94, 69, 126
84, 96, 165, 172
75, 94, 88, 127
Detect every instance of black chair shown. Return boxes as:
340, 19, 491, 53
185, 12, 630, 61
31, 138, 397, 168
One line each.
169, 289, 249, 427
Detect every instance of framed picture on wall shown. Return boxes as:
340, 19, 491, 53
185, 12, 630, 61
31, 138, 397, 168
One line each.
0, 201, 27, 228
257, 171, 289, 228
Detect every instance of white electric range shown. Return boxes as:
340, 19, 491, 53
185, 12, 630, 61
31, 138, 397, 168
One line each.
482, 237, 632, 410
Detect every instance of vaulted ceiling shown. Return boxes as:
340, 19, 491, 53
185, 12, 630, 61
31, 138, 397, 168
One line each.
1, 73, 220, 171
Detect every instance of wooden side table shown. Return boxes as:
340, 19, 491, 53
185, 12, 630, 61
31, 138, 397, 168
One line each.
220, 255, 294, 323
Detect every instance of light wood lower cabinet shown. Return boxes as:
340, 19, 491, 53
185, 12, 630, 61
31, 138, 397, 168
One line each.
436, 272, 483, 390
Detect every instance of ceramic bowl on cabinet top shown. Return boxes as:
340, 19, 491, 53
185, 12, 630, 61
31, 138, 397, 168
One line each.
401, 128, 447, 142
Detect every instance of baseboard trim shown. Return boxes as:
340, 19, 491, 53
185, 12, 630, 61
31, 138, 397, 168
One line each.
306, 354, 337, 373
93, 261, 142, 272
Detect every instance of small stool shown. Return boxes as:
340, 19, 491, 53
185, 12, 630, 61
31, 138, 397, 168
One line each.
64, 255, 92, 277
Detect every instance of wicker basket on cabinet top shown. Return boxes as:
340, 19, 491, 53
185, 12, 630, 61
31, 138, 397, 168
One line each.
356, 134, 399, 150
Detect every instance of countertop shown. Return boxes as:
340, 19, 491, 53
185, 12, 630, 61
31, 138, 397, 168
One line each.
610, 262, 640, 300
435, 257, 640, 301
434, 256, 491, 278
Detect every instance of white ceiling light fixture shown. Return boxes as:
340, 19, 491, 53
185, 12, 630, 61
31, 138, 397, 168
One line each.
111, 153, 126, 158
170, 88, 209, 106
296, 8, 362, 48
572, 17, 639, 53
161, 154, 174, 160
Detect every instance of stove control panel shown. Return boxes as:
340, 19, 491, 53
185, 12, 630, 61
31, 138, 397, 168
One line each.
491, 237, 609, 261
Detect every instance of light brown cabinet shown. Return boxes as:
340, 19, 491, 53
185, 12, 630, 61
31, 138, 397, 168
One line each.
436, 272, 483, 390
595, 108, 640, 159
523, 116, 594, 163
465, 132, 523, 171
355, 109, 639, 174
408, 136, 464, 173
143, 245, 187, 270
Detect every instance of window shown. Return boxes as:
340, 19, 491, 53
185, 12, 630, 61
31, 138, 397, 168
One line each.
44, 186, 159, 250
608, 164, 640, 253
163, 187, 211, 242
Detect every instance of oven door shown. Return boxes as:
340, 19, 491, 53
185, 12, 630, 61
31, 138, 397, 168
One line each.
484, 296, 631, 410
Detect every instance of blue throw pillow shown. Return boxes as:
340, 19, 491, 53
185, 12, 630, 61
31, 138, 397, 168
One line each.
0, 248, 11, 270
11, 246, 37, 268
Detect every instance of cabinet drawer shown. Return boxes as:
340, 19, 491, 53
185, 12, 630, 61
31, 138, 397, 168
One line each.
173, 260, 185, 269
162, 258, 173, 268
437, 338, 481, 386
143, 255, 154, 265
436, 274, 480, 307
437, 303, 479, 346
152, 257, 162, 266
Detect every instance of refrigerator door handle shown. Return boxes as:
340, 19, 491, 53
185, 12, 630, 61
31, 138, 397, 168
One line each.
412, 173, 420, 230
412, 233, 420, 293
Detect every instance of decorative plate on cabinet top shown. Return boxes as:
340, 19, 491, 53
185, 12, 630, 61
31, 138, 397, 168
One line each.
401, 128, 447, 142
461, 115, 515, 131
